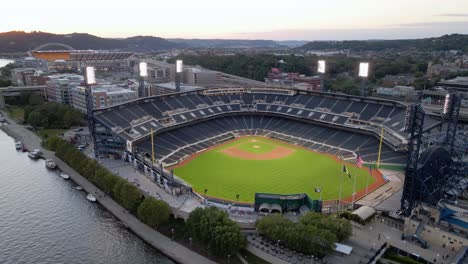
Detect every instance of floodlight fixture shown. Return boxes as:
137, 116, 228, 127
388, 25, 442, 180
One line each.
358, 62, 369, 78
317, 60, 326, 74
176, 60, 183, 73
443, 93, 451, 115
139, 62, 148, 77
85, 66, 96, 85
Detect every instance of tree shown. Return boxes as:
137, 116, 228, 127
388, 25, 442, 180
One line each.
187, 207, 245, 257
137, 197, 171, 228
119, 181, 142, 211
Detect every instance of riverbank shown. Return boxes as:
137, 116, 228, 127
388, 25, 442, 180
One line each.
0, 112, 216, 264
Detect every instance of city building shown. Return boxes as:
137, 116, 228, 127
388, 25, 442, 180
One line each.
265, 68, 322, 91
45, 74, 83, 105
11, 68, 47, 86
71, 85, 136, 113
182, 67, 222, 86
14, 57, 48, 70
381, 74, 415, 87
375, 86, 416, 99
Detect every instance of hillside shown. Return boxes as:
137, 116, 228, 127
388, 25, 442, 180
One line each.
168, 38, 281, 49
298, 34, 468, 52
0, 31, 185, 52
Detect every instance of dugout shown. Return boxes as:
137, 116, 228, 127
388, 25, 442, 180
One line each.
254, 193, 322, 213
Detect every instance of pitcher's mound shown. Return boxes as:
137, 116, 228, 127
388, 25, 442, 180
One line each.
253, 145, 260, 149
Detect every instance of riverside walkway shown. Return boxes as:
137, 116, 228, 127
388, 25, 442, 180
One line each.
0, 112, 216, 264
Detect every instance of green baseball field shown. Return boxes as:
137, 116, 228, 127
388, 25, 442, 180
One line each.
172, 136, 377, 203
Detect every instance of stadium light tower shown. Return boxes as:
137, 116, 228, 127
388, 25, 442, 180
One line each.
138, 62, 148, 98
358, 62, 369, 97
175, 60, 183, 91
317, 60, 326, 92
84, 66, 97, 157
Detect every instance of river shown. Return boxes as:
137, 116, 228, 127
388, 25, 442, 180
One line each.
0, 130, 173, 264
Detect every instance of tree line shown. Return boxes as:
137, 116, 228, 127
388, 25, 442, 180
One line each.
298, 34, 468, 52
256, 212, 352, 258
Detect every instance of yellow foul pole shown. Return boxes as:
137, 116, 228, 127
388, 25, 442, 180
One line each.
151, 128, 155, 165
377, 126, 383, 168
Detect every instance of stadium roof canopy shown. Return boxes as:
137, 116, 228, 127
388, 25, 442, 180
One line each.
352, 206, 376, 221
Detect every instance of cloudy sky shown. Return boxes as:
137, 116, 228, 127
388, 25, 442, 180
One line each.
2, 0, 468, 40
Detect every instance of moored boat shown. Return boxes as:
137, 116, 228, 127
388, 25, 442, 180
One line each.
15, 141, 23, 150
60, 172, 70, 180
27, 150, 40, 159
86, 194, 96, 202
45, 159, 57, 169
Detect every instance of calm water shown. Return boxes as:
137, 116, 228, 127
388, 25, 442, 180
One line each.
0, 130, 173, 264
0, 58, 14, 68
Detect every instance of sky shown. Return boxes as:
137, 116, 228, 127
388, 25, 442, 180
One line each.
2, 0, 468, 40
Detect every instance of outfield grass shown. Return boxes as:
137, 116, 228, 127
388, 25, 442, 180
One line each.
173, 136, 375, 203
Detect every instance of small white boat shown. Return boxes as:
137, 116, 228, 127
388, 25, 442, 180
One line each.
15, 141, 23, 150
76, 186, 83, 191
33, 149, 43, 156
45, 159, 57, 169
28, 150, 39, 159
60, 172, 70, 180
86, 194, 96, 202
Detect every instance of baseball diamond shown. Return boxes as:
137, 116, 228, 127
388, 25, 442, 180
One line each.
169, 136, 382, 203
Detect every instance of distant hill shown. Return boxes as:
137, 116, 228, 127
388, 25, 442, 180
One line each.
0, 31, 185, 53
298, 34, 468, 52
168, 38, 281, 49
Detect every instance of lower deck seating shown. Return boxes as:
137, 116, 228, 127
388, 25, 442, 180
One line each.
136, 114, 407, 166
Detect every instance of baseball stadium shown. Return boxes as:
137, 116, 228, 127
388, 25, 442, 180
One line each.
92, 87, 440, 208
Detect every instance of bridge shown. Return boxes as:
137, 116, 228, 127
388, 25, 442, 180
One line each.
0, 85, 46, 109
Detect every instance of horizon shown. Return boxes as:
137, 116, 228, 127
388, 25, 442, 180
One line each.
2, 0, 468, 41
3, 30, 468, 42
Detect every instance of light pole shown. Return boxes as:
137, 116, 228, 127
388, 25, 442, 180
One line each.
84, 66, 97, 158
175, 60, 183, 91
138, 62, 148, 98
338, 155, 344, 211
358, 62, 369, 97
317, 60, 326, 92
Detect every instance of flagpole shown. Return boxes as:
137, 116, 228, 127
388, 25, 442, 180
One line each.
338, 156, 343, 212
352, 171, 357, 209
377, 126, 383, 168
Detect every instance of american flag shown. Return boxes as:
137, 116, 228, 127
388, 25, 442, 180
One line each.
356, 154, 364, 168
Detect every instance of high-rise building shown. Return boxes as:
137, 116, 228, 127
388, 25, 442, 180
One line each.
45, 74, 83, 105
71, 85, 136, 113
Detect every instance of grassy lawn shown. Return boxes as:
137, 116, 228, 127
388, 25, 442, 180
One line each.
6, 105, 25, 122
173, 136, 375, 203
38, 129, 67, 139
